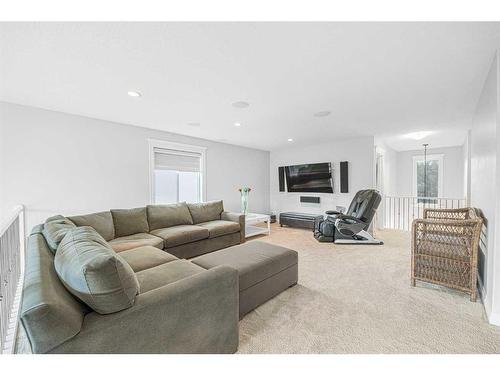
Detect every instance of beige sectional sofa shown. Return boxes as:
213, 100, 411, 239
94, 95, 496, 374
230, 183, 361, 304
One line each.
20, 200, 298, 354
68, 201, 245, 258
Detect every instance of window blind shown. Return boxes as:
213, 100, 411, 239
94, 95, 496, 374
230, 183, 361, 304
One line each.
153, 148, 201, 173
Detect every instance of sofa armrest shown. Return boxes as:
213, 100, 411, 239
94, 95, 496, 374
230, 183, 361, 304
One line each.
221, 211, 246, 243
49, 265, 239, 353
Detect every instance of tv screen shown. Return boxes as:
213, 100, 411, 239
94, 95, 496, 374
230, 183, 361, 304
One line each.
285, 162, 333, 193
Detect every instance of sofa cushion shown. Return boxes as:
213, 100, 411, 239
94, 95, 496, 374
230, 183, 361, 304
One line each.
42, 216, 76, 253
118, 246, 178, 272
151, 225, 209, 248
111, 207, 149, 237
192, 241, 298, 291
45, 214, 66, 222
197, 220, 240, 238
187, 201, 224, 224
136, 260, 205, 293
55, 226, 140, 314
68, 211, 115, 241
108, 233, 164, 252
146, 202, 193, 230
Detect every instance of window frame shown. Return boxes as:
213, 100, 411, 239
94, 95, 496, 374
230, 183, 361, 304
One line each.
148, 139, 207, 204
412, 153, 444, 198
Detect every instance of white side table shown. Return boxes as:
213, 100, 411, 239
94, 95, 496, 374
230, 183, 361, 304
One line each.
244, 213, 271, 238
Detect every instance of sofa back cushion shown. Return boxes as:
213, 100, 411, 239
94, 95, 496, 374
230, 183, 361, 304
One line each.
42, 215, 76, 253
68, 211, 115, 241
54, 226, 140, 314
187, 200, 224, 224
147, 202, 194, 230
111, 207, 149, 237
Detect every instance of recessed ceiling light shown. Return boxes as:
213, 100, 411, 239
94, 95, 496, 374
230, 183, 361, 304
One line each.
127, 91, 142, 97
287, 138, 294, 142
232, 101, 249, 108
314, 111, 331, 117
405, 131, 433, 140
234, 122, 241, 127
187, 122, 200, 127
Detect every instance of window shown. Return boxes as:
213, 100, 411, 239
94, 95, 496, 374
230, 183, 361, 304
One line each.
412, 154, 443, 203
149, 140, 206, 204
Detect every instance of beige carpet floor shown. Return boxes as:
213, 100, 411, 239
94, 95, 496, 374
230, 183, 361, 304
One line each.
238, 224, 500, 354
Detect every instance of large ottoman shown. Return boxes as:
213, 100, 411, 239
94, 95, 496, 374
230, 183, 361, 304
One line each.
191, 241, 298, 318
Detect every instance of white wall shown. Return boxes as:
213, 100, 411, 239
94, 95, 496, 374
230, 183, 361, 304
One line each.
394, 146, 465, 199
470, 51, 500, 325
374, 140, 398, 196
0, 102, 270, 231
270, 137, 375, 216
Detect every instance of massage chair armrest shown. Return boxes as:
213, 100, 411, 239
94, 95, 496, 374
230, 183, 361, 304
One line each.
334, 214, 367, 237
221, 211, 246, 243
50, 265, 239, 353
325, 210, 342, 215
335, 214, 365, 224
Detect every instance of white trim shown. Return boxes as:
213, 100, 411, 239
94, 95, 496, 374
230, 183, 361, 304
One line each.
489, 311, 500, 326
412, 153, 444, 198
477, 275, 500, 326
148, 139, 207, 204
375, 148, 385, 230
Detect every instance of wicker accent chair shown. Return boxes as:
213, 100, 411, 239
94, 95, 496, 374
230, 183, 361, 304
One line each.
411, 208, 483, 302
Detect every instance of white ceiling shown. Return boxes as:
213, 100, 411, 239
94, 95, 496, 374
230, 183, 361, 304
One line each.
378, 129, 468, 152
1, 22, 500, 151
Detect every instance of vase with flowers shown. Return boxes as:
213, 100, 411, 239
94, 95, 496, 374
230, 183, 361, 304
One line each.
239, 187, 252, 215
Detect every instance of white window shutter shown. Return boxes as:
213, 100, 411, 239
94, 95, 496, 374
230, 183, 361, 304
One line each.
154, 148, 201, 173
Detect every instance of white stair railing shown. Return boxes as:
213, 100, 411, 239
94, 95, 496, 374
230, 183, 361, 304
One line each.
383, 196, 467, 231
0, 205, 25, 354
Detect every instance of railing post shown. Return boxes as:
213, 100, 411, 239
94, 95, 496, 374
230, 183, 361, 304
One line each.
383, 196, 467, 231
0, 205, 24, 354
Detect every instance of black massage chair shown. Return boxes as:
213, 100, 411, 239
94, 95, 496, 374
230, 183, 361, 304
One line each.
314, 189, 383, 245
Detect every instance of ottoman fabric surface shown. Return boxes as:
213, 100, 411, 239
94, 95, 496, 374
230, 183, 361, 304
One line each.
191, 240, 298, 317
192, 240, 298, 290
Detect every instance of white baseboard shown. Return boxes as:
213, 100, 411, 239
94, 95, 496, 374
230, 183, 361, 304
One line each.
489, 311, 500, 326
478, 278, 500, 326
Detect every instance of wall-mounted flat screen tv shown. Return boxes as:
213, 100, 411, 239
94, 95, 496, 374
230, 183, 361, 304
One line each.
285, 162, 333, 193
